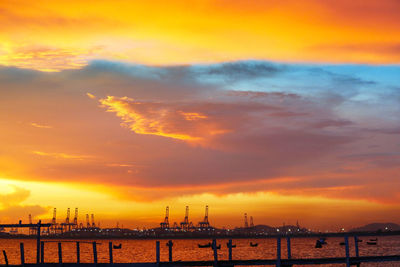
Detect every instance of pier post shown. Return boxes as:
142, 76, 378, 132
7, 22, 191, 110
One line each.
286, 237, 291, 259
276, 237, 281, 267
109, 242, 113, 264
167, 240, 173, 262
20, 243, 24, 265
156, 241, 160, 265
76, 242, 80, 264
93, 242, 98, 264
36, 220, 41, 264
3, 250, 8, 267
344, 236, 350, 267
354, 236, 360, 267
212, 239, 218, 267
228, 239, 232, 261
40, 241, 44, 263
58, 242, 62, 264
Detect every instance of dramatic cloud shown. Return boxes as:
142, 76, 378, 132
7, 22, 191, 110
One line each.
0, 186, 48, 222
0, 60, 399, 228
99, 96, 227, 141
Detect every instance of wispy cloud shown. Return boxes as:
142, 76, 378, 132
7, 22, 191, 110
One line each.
30, 122, 53, 129
32, 151, 89, 160
99, 96, 227, 141
106, 163, 134, 167
0, 45, 97, 72
86, 92, 96, 99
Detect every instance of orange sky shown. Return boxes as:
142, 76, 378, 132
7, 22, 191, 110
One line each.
0, 0, 400, 230
1, 0, 400, 71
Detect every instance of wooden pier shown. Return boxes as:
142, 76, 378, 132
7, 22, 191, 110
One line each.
1, 223, 399, 267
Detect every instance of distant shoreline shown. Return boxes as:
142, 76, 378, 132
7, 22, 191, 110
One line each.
1, 231, 399, 240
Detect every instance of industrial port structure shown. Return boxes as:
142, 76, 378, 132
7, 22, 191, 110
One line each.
1, 207, 399, 267
0, 205, 310, 238
160, 206, 211, 231
1, 207, 100, 236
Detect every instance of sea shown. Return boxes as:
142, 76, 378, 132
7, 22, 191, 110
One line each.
1, 236, 399, 266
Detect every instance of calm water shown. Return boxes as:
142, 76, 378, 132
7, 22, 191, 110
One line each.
0, 236, 399, 266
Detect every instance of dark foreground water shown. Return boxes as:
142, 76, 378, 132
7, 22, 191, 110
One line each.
0, 236, 399, 266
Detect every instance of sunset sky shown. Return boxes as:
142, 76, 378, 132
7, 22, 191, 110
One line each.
0, 0, 399, 230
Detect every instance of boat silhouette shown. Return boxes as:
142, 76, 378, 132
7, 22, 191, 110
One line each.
198, 242, 212, 248
315, 238, 327, 248
113, 244, 122, 249
250, 242, 258, 247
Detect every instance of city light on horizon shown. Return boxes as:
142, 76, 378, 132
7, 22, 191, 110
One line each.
1, 0, 400, 232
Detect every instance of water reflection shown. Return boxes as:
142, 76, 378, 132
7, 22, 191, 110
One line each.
0, 236, 399, 267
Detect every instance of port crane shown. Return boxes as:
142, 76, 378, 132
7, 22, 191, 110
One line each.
198, 205, 210, 229
160, 206, 170, 229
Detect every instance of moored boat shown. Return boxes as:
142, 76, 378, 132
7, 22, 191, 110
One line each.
198, 243, 212, 248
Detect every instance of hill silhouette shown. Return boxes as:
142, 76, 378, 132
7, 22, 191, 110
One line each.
350, 222, 400, 232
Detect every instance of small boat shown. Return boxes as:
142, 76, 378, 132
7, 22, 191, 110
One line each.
198, 243, 212, 248
367, 241, 377, 245
339, 242, 345, 246
356, 239, 363, 242
226, 243, 236, 248
113, 244, 122, 249
315, 238, 327, 248
250, 242, 258, 247
369, 238, 378, 241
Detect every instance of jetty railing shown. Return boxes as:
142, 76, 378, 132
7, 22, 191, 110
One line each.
1, 230, 400, 266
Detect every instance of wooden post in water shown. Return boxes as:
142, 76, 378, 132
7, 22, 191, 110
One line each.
156, 241, 160, 265
228, 239, 233, 261
344, 236, 350, 267
76, 242, 80, 264
3, 250, 8, 267
20, 243, 24, 265
58, 242, 62, 264
354, 236, 360, 267
36, 220, 41, 264
109, 242, 113, 264
354, 236, 359, 257
212, 239, 218, 267
92, 242, 98, 264
40, 241, 44, 263
286, 237, 291, 260
167, 240, 173, 262
276, 237, 281, 267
